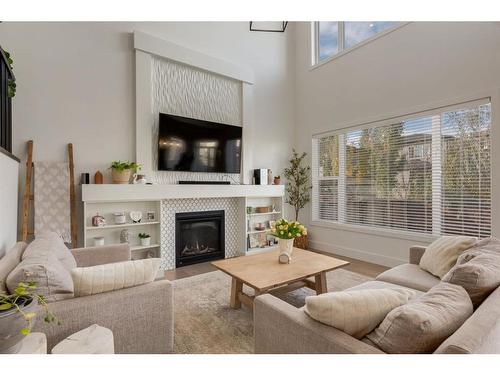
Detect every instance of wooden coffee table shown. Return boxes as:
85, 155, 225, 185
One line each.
212, 248, 349, 309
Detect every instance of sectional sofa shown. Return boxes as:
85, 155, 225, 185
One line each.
254, 245, 500, 354
0, 241, 173, 354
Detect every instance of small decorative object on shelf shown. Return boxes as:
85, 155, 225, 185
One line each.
133, 174, 147, 184
249, 235, 259, 249
256, 206, 269, 213
146, 211, 155, 221
120, 229, 129, 244
246, 206, 254, 214
93, 237, 104, 246
254, 222, 266, 231
80, 173, 90, 184
94, 171, 103, 184
129, 211, 142, 223
92, 213, 106, 227
138, 233, 151, 246
273, 175, 281, 185
113, 212, 126, 225
267, 169, 273, 185
270, 219, 308, 263
109, 161, 141, 184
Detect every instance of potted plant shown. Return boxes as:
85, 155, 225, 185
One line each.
283, 149, 311, 249
273, 175, 281, 185
3, 49, 16, 98
138, 233, 151, 246
109, 161, 140, 184
0, 282, 58, 353
270, 219, 307, 261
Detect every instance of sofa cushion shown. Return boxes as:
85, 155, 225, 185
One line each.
71, 258, 161, 297
475, 320, 500, 354
462, 236, 500, 257
0, 242, 27, 293
375, 264, 440, 292
23, 232, 77, 271
346, 280, 424, 299
6, 251, 74, 302
365, 282, 473, 353
304, 288, 416, 339
442, 251, 500, 308
435, 286, 500, 354
419, 236, 477, 279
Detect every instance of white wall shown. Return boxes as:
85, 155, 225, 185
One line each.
0, 152, 19, 257
294, 22, 500, 266
0, 22, 296, 245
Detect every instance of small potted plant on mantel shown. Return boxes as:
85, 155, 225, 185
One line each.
109, 161, 141, 184
0, 282, 58, 353
138, 233, 151, 247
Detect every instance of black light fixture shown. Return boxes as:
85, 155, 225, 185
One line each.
249, 21, 288, 33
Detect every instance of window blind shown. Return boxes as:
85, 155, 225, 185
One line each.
312, 100, 491, 238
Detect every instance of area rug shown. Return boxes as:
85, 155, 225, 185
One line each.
171, 269, 372, 354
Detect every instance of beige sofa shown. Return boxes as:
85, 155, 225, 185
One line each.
0, 242, 174, 354
254, 245, 500, 354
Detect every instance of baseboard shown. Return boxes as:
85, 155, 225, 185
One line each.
309, 240, 406, 268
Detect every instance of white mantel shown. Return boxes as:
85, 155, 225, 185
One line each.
82, 184, 284, 202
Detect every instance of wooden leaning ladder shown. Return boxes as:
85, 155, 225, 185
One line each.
21, 140, 78, 248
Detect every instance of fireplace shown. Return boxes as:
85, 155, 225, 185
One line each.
175, 210, 225, 267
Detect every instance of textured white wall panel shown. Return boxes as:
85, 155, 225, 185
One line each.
151, 56, 242, 184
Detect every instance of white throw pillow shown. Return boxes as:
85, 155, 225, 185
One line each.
304, 288, 416, 339
71, 258, 160, 297
419, 236, 476, 279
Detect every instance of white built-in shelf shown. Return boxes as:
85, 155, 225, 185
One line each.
247, 229, 272, 235
247, 211, 281, 217
130, 244, 160, 252
86, 221, 160, 231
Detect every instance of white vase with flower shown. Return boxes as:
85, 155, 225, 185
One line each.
270, 219, 308, 263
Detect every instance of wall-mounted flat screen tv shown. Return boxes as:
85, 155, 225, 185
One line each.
158, 113, 242, 173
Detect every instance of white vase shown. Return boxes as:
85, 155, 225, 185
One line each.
278, 238, 294, 256
140, 237, 151, 246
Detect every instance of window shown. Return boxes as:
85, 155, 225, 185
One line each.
312, 100, 492, 238
315, 21, 400, 64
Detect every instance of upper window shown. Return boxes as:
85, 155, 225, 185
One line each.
315, 21, 400, 64
312, 100, 492, 238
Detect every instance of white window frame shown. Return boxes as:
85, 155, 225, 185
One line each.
311, 21, 409, 69
311, 97, 492, 241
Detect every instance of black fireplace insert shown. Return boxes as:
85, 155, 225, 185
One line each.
175, 210, 225, 267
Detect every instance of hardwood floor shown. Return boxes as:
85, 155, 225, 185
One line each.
163, 248, 389, 281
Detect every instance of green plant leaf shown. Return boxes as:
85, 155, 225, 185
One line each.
0, 303, 13, 310
21, 328, 30, 335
